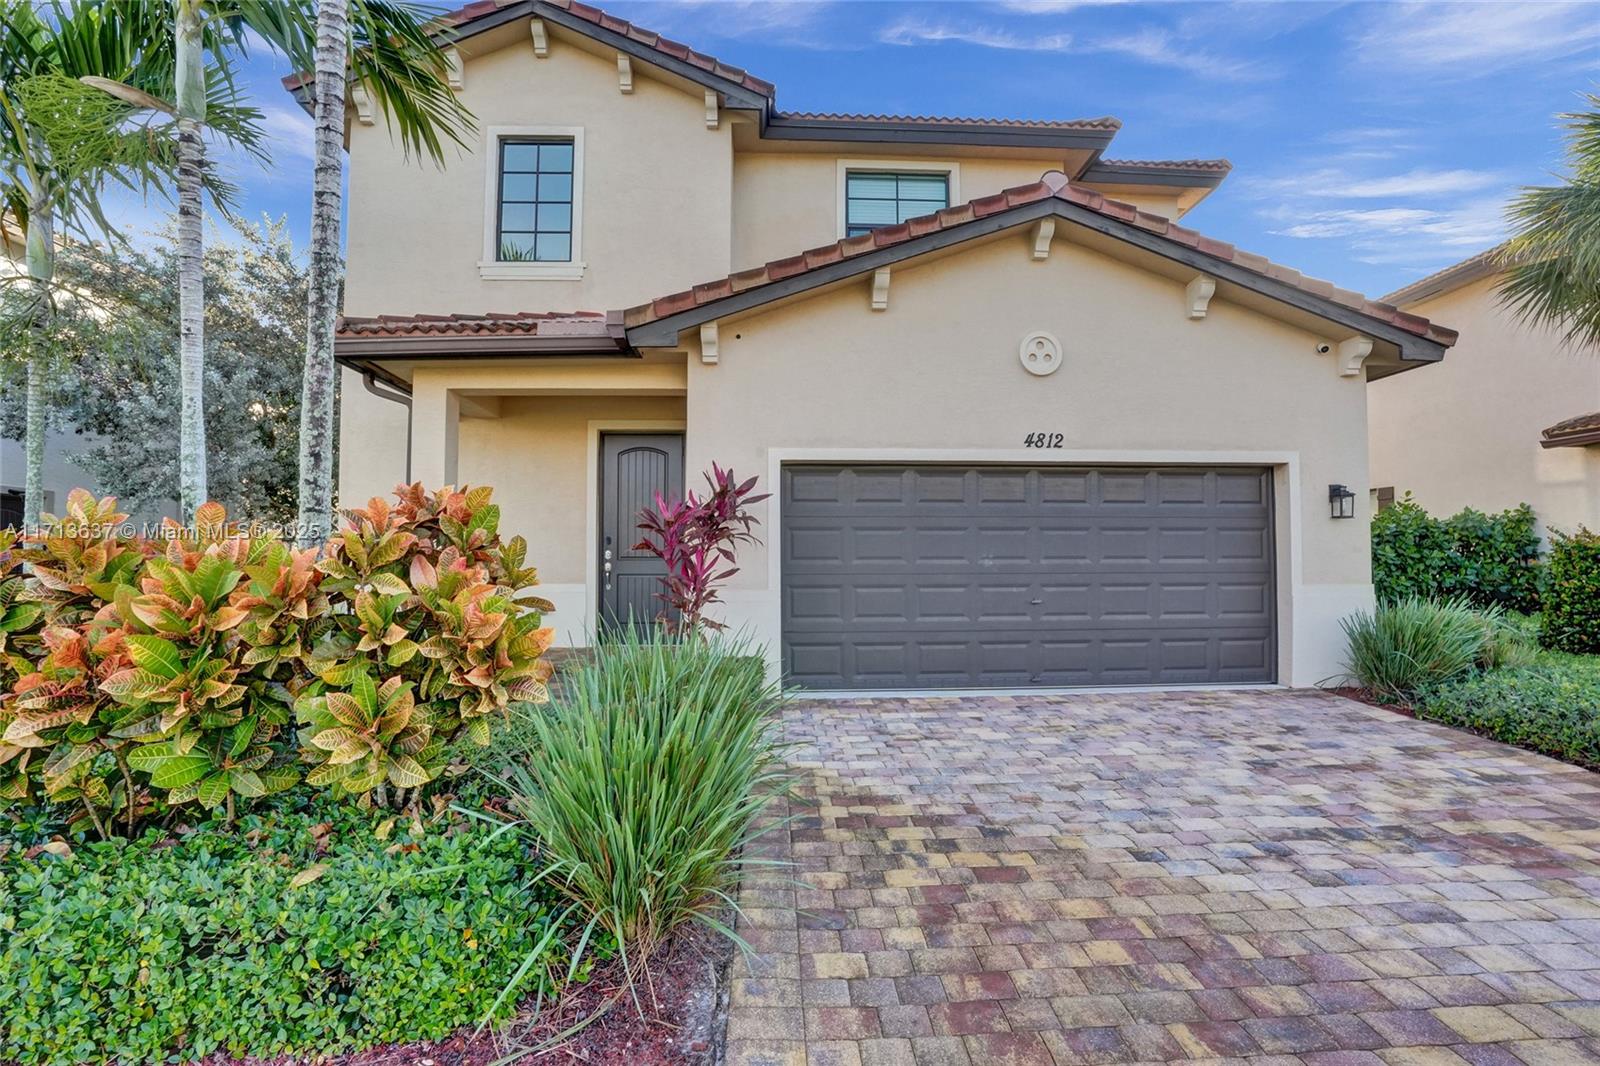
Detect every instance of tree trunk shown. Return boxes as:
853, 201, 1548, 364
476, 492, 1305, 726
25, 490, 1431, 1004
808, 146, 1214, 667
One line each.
296, 0, 349, 548
22, 181, 54, 533
174, 0, 208, 517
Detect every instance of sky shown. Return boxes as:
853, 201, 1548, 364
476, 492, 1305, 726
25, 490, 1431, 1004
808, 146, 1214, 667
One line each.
119, 0, 1599, 300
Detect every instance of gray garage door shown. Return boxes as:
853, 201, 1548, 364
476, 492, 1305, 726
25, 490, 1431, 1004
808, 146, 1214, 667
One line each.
781, 465, 1275, 689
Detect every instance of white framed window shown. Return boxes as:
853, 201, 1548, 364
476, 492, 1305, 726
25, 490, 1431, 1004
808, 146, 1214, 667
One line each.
479, 125, 585, 280
835, 158, 960, 239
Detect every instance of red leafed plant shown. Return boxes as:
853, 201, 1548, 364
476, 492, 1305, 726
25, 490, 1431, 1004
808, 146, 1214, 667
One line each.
634, 465, 769, 632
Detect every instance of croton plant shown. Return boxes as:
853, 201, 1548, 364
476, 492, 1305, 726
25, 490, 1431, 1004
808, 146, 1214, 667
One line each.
0, 485, 554, 835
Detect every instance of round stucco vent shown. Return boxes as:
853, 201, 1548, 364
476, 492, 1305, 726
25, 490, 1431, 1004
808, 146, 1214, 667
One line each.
1018, 331, 1062, 377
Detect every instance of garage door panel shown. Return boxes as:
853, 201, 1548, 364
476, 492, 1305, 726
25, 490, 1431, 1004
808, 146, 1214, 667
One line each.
781, 465, 1275, 689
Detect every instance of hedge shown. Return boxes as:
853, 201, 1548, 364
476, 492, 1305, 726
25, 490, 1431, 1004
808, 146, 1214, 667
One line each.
1541, 528, 1600, 654
0, 799, 566, 1065
1372, 495, 1542, 613
1418, 653, 1600, 770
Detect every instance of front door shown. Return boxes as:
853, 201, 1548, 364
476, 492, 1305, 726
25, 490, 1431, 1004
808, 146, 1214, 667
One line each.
599, 433, 685, 630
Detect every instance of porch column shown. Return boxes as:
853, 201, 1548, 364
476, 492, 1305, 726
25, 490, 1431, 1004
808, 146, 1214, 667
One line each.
410, 380, 459, 487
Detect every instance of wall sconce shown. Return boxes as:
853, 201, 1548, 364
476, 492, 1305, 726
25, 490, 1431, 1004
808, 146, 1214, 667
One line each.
1328, 483, 1356, 520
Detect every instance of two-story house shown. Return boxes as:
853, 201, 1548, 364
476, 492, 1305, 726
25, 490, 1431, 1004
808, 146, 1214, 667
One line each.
312, 0, 1456, 691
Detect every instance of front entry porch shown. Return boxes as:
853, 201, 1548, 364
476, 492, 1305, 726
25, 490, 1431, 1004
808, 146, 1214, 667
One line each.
405, 356, 688, 646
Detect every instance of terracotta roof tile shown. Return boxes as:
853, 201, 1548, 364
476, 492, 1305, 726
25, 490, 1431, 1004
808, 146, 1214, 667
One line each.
286, 0, 777, 98
776, 111, 1121, 130
337, 311, 609, 338
622, 170, 1460, 349
1097, 157, 1234, 172
1542, 411, 1600, 448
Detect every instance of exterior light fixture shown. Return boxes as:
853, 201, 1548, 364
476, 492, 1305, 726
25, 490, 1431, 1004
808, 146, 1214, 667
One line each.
1328, 484, 1356, 520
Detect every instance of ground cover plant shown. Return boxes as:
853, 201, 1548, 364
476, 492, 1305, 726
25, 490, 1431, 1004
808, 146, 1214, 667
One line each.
0, 793, 569, 1066
1417, 650, 1600, 770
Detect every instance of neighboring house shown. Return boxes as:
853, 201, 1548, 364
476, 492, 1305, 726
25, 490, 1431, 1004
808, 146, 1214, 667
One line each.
312, 0, 1456, 690
1369, 247, 1600, 537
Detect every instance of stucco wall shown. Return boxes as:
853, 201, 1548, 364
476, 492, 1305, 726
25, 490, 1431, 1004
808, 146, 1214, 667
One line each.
681, 228, 1376, 687
1368, 275, 1600, 536
342, 35, 733, 317
453, 393, 685, 643
731, 153, 1196, 272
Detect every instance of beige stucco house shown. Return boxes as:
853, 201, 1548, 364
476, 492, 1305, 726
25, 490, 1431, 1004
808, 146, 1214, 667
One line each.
314, 0, 1456, 690
1369, 247, 1600, 537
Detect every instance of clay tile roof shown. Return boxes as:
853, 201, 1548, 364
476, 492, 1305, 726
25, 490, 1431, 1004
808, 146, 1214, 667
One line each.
775, 112, 1122, 131
624, 170, 1459, 351
281, 0, 776, 98
337, 311, 611, 337
1541, 411, 1600, 449
1097, 157, 1234, 172
1382, 242, 1512, 307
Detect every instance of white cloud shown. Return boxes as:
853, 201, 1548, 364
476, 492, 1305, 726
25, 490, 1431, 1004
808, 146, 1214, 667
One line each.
1253, 167, 1506, 200
617, 1, 834, 44
879, 17, 1071, 52
1086, 28, 1274, 82
257, 105, 315, 164
995, 0, 1128, 12
1354, 1, 1600, 73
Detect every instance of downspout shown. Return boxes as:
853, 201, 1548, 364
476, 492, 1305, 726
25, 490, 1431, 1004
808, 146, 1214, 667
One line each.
360, 369, 413, 483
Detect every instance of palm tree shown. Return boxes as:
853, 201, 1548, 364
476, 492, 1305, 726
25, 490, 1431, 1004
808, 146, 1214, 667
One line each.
55, 1, 469, 525
1500, 94, 1600, 350
0, 0, 263, 529
292, 0, 473, 545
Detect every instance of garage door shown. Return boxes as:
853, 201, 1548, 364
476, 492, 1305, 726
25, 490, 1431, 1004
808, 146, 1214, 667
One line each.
781, 465, 1275, 689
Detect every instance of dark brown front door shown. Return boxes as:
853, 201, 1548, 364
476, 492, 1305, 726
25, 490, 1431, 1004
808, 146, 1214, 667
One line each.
599, 433, 684, 630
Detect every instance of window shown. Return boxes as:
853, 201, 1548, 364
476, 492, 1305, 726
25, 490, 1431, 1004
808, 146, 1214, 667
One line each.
480, 126, 584, 280
0, 491, 20, 531
496, 138, 574, 262
845, 170, 950, 237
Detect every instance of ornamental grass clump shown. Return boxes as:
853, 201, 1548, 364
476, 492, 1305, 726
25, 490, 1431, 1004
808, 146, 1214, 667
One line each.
497, 625, 787, 980
1339, 596, 1488, 703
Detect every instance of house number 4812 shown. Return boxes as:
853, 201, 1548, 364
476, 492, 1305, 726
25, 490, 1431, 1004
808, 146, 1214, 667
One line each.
1023, 433, 1064, 448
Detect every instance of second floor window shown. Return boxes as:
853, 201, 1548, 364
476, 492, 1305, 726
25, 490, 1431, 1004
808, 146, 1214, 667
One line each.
845, 171, 949, 237
497, 138, 574, 262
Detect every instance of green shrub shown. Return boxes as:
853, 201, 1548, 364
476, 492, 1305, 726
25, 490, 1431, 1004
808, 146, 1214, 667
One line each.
0, 799, 567, 1065
1372, 495, 1542, 612
1340, 596, 1488, 702
1541, 528, 1600, 653
1476, 609, 1541, 670
1418, 653, 1600, 769
496, 626, 786, 974
0, 485, 555, 835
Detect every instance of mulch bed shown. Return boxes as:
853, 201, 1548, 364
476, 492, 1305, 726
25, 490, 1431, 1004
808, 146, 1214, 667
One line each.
194, 924, 734, 1066
1328, 685, 1415, 716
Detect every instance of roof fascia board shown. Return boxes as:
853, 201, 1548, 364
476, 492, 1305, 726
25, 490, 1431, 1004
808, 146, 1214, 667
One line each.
629, 198, 1448, 365
1542, 429, 1600, 449
761, 114, 1116, 151
335, 333, 636, 358
483, 1, 772, 110
1078, 162, 1226, 189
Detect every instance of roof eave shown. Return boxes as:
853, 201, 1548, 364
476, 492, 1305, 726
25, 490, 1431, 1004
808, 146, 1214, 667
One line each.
625, 197, 1452, 367
760, 113, 1119, 152
1077, 161, 1230, 190
333, 332, 635, 359
1541, 429, 1600, 449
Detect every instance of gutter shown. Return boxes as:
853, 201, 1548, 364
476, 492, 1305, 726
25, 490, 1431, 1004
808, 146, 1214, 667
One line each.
357, 364, 414, 483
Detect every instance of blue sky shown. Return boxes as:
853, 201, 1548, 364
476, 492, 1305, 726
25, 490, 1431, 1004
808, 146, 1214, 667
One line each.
130, 0, 1598, 299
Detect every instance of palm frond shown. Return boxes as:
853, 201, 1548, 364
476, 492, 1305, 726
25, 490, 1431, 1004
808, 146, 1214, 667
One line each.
1499, 93, 1600, 352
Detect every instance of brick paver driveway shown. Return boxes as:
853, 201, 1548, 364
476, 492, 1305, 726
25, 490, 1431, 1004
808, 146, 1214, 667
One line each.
724, 690, 1600, 1066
